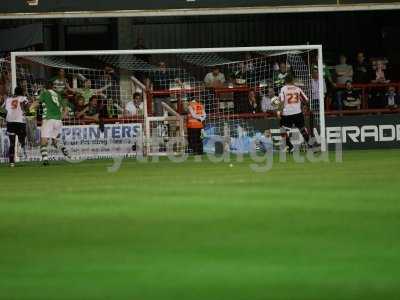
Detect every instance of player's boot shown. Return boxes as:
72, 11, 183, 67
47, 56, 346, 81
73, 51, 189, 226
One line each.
287, 139, 295, 153
285, 144, 294, 154
10, 163, 15, 168
43, 160, 49, 166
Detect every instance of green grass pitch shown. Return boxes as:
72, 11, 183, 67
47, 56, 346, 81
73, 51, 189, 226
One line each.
0, 149, 399, 300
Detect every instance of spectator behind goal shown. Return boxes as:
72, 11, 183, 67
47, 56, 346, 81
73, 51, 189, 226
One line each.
385, 86, 399, 109
124, 92, 144, 116
261, 88, 277, 113
147, 62, 178, 116
0, 70, 12, 97
311, 69, 326, 111
335, 55, 353, 84
51, 68, 73, 98
353, 52, 371, 83
204, 67, 225, 88
334, 55, 353, 110
74, 79, 111, 104
133, 37, 151, 63
76, 95, 100, 123
74, 95, 86, 118
341, 81, 361, 110
101, 65, 120, 117
274, 62, 289, 87
371, 58, 390, 84
0, 80, 7, 106
237, 89, 260, 114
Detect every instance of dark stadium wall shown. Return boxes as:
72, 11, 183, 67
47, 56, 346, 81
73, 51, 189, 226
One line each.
126, 11, 395, 66
0, 18, 116, 52
128, 13, 374, 51
0, 0, 346, 14
1, 10, 399, 69
1, 0, 399, 14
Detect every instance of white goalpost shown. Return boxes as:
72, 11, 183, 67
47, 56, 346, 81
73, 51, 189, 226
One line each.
3, 45, 326, 162
129, 75, 185, 156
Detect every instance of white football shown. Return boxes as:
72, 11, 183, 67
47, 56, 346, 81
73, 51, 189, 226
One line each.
271, 96, 281, 108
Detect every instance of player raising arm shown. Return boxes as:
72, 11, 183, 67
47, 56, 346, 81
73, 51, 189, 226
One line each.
278, 74, 318, 152
72, 78, 112, 104
32, 81, 70, 166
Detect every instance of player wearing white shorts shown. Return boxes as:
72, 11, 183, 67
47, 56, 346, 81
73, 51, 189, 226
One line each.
34, 81, 70, 165
3, 86, 29, 167
278, 75, 317, 152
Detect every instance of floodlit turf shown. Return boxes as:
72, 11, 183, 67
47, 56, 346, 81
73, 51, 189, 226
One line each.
0, 149, 400, 300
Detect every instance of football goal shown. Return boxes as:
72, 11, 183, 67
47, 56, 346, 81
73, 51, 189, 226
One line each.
3, 45, 325, 162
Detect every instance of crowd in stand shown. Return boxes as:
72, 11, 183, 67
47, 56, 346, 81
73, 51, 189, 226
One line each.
1, 49, 399, 126
0, 63, 145, 125
328, 52, 399, 110
196, 51, 400, 113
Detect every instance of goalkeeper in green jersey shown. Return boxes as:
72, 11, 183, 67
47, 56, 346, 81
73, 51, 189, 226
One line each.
32, 81, 70, 165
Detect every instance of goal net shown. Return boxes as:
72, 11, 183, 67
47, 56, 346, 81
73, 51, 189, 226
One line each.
1, 46, 325, 163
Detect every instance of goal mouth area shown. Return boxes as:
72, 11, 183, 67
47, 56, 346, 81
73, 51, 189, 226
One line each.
3, 45, 326, 162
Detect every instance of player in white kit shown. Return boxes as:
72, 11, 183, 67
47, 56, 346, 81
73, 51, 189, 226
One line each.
2, 86, 29, 167
278, 74, 317, 152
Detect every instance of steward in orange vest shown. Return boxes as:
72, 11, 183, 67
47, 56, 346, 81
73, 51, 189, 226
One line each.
187, 100, 206, 129
187, 99, 206, 155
